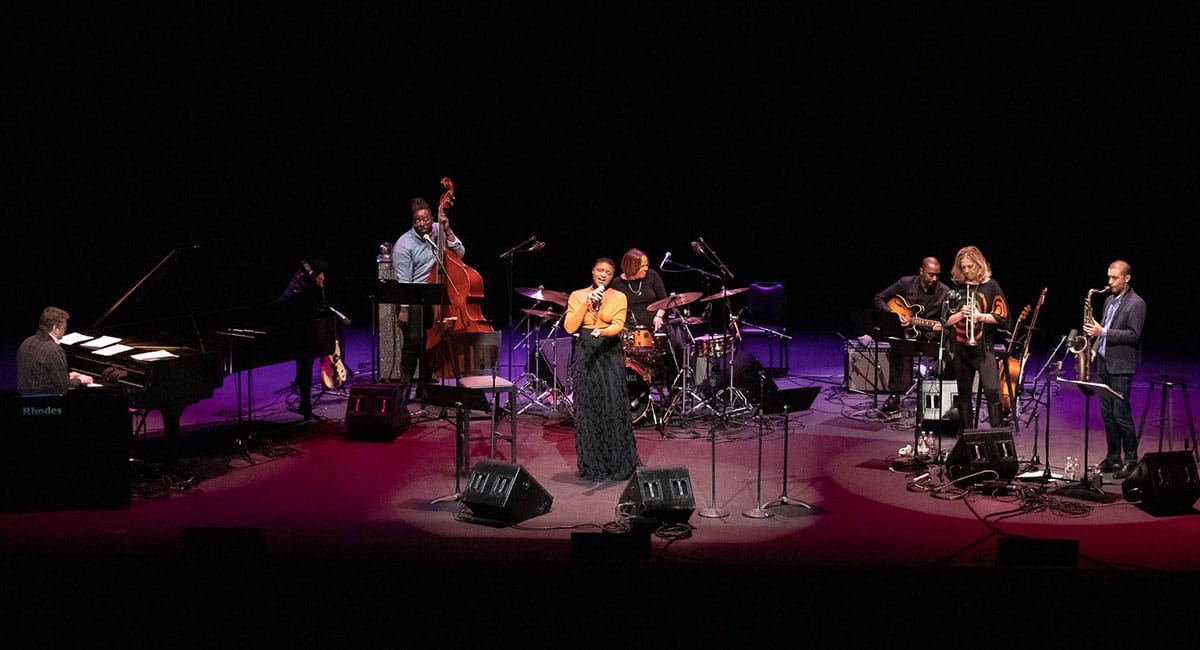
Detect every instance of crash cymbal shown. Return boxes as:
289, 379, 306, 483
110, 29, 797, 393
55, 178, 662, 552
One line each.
515, 286, 569, 306
645, 291, 703, 312
520, 307, 560, 320
700, 287, 749, 302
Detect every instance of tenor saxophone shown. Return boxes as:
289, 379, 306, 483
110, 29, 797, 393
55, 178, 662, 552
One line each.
1067, 287, 1108, 381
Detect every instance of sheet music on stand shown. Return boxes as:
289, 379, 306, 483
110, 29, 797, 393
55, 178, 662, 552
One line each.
370, 282, 448, 383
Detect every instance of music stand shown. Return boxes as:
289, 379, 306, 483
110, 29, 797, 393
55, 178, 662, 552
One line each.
887, 337, 944, 456
752, 386, 822, 515
847, 308, 908, 412
424, 384, 492, 504
1051, 377, 1124, 502
370, 282, 445, 384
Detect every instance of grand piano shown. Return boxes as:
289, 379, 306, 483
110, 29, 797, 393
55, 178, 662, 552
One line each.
67, 243, 337, 442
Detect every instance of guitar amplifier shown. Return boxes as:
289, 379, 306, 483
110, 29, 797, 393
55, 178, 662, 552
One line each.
843, 341, 912, 393
921, 378, 977, 420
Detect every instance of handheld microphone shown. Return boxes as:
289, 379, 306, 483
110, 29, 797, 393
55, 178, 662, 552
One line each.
660, 251, 672, 270
592, 283, 605, 311
690, 240, 702, 254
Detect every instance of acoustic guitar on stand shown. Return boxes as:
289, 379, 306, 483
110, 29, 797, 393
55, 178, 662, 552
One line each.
886, 296, 943, 337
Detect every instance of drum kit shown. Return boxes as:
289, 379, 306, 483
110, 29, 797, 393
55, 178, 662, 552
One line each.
508, 284, 755, 428
511, 287, 572, 417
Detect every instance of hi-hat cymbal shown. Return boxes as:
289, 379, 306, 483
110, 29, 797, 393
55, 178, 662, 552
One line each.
646, 291, 703, 311
700, 287, 749, 302
520, 307, 560, 320
515, 286, 569, 306
668, 316, 706, 326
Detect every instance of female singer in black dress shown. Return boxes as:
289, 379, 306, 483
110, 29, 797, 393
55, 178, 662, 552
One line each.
563, 258, 642, 481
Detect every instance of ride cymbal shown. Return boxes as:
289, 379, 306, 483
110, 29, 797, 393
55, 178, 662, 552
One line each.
515, 286, 569, 306
646, 291, 704, 311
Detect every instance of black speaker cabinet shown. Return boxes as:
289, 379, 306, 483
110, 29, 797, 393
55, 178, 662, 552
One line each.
699, 350, 768, 399
1121, 451, 1200, 515
619, 465, 695, 524
345, 383, 410, 441
462, 460, 553, 523
945, 427, 1019, 482
0, 389, 132, 511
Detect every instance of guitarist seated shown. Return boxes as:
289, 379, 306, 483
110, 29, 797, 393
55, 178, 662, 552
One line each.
871, 256, 952, 413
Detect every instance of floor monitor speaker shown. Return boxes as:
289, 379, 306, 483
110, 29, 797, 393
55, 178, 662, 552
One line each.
945, 427, 1018, 482
462, 460, 554, 523
619, 465, 695, 524
1121, 451, 1200, 515
345, 383, 410, 441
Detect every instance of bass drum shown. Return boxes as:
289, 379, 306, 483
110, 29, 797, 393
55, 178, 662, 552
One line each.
625, 358, 652, 424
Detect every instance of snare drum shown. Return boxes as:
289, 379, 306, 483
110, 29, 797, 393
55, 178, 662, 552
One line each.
625, 358, 652, 424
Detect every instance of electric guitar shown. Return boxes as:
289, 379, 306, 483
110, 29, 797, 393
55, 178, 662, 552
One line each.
321, 339, 348, 390
886, 295, 942, 337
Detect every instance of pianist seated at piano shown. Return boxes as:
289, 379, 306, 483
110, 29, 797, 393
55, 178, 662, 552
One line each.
17, 306, 94, 395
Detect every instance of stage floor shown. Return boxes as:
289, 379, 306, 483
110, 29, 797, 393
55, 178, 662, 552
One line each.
2, 327, 1199, 645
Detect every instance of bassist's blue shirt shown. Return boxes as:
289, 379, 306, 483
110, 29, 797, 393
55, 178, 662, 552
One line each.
391, 223, 466, 284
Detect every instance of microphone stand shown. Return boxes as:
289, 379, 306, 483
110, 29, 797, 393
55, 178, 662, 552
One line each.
498, 235, 540, 377
1019, 333, 1070, 473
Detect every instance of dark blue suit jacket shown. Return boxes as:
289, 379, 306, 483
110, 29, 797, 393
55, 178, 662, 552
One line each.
1098, 287, 1146, 375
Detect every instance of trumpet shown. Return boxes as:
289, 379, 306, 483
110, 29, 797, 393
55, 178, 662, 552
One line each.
964, 284, 979, 346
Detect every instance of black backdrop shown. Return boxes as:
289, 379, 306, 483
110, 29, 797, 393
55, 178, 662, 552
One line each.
8, 3, 1197, 359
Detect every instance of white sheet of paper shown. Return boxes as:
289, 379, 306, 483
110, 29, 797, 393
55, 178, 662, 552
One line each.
130, 350, 178, 361
61, 332, 94, 345
93, 344, 133, 357
82, 336, 122, 348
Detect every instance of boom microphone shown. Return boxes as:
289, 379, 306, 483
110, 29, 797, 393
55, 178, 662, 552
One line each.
690, 241, 702, 254
660, 251, 672, 270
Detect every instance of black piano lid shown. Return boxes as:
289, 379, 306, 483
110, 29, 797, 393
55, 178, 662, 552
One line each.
91, 241, 299, 341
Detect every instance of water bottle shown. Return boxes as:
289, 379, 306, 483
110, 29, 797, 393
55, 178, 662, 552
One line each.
1064, 457, 1076, 481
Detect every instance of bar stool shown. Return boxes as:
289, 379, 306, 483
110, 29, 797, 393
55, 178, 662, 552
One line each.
1138, 377, 1198, 458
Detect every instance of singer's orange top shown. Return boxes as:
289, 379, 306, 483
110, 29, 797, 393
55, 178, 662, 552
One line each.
564, 287, 627, 336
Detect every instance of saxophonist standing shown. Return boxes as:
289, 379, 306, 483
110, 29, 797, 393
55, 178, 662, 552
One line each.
944, 246, 1010, 429
1085, 260, 1147, 479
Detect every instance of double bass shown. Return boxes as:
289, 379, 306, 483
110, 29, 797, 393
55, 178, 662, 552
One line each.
425, 177, 493, 378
